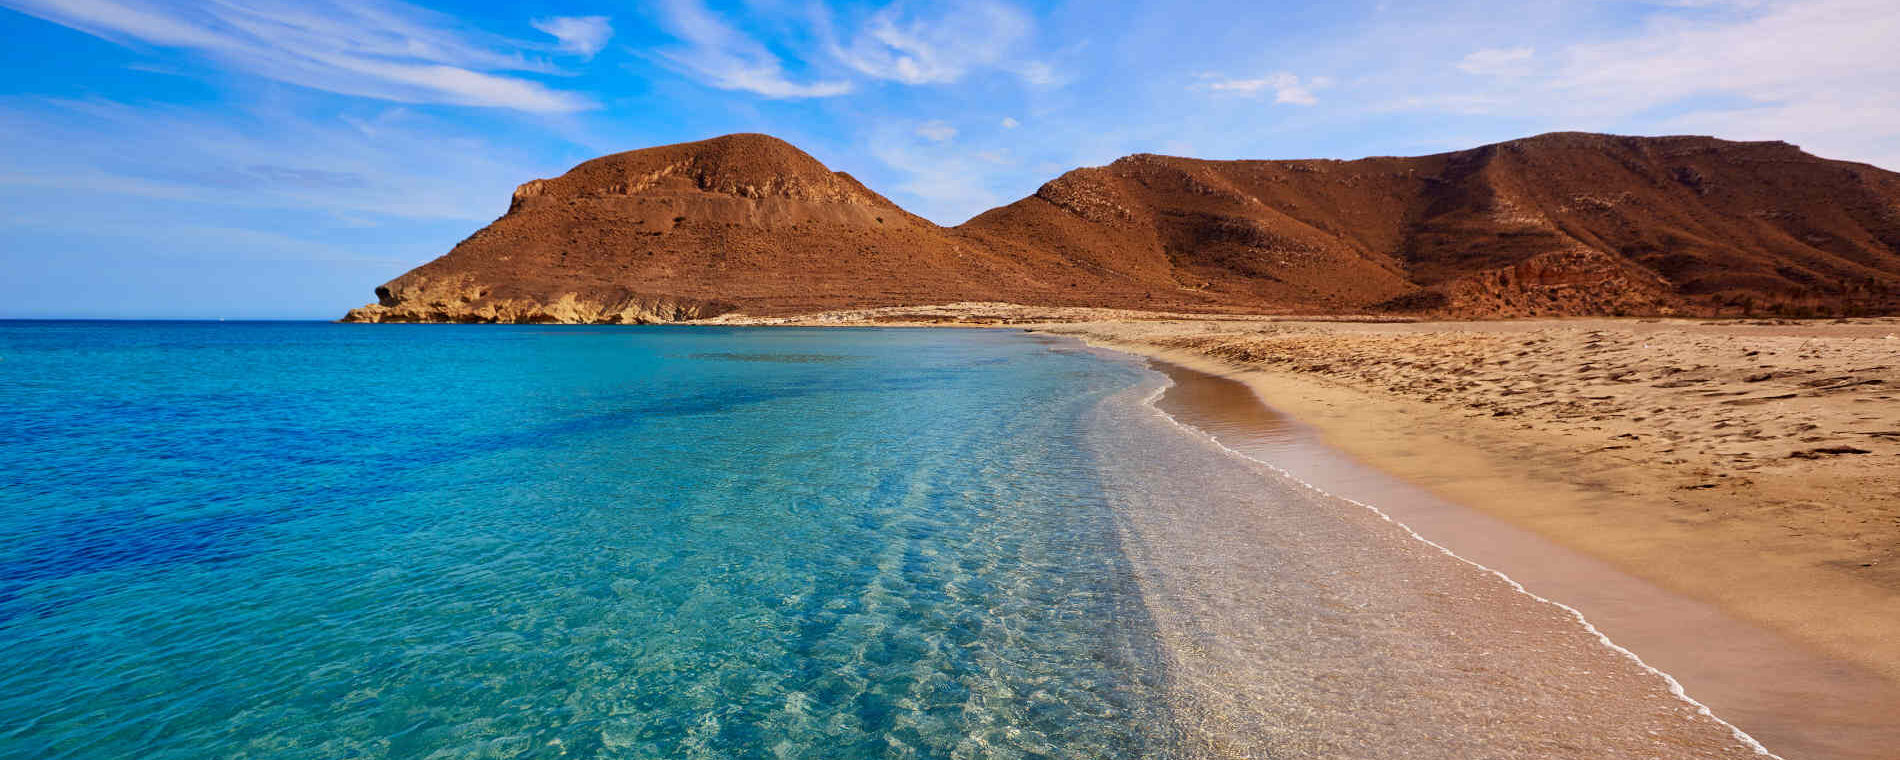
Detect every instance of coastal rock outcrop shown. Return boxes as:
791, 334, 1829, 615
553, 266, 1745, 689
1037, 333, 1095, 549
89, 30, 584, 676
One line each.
345, 132, 1900, 322
341, 274, 731, 324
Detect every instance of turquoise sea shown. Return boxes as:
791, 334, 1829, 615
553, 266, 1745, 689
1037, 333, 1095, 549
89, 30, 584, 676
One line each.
0, 322, 1179, 759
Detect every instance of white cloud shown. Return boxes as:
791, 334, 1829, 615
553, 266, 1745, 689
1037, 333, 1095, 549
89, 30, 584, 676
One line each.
0, 97, 546, 222
869, 130, 1001, 224
830, 1, 1045, 86
1536, 0, 1900, 167
1349, 0, 1899, 169
1381, 93, 1508, 115
1663, 94, 1900, 163
647, 0, 1057, 96
1012, 60, 1067, 87
533, 15, 612, 58
1202, 72, 1329, 105
652, 0, 852, 98
916, 120, 958, 142
1000, 117, 1019, 129
0, 0, 595, 112
1655, 0, 1770, 8
1552, 0, 1898, 114
1456, 46, 1534, 76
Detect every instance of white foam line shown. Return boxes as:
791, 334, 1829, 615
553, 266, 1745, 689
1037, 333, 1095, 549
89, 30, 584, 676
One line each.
1132, 375, 1781, 758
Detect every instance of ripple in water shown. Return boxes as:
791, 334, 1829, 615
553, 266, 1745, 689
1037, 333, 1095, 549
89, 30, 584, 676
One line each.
0, 323, 1175, 759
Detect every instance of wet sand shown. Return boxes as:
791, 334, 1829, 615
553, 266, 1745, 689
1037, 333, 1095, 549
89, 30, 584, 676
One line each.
1149, 360, 1900, 760
1087, 365, 1766, 759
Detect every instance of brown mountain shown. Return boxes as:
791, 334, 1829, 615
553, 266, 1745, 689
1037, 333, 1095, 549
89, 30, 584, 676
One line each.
343, 132, 1900, 323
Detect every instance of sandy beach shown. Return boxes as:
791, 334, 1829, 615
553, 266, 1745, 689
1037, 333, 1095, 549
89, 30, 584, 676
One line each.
1080, 368, 1774, 759
1044, 315, 1900, 759
1037, 316, 1900, 686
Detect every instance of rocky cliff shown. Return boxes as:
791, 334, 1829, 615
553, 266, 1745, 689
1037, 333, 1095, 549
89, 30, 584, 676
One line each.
345, 132, 1900, 322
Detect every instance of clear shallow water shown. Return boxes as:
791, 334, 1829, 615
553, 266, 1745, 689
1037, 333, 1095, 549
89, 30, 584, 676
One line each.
0, 323, 1175, 759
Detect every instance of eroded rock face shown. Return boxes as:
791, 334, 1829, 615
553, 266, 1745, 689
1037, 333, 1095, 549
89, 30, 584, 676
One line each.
342, 275, 731, 324
1034, 172, 1137, 225
1439, 249, 1679, 318
344, 131, 1900, 322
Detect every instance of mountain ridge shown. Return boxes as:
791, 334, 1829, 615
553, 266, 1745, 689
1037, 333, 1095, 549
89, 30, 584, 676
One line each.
343, 131, 1900, 323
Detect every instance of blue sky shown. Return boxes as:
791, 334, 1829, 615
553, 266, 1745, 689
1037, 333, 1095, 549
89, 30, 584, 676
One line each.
2, 0, 1896, 318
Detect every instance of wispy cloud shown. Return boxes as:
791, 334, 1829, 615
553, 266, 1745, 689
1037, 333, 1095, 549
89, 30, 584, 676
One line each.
830, 0, 1040, 86
868, 127, 1002, 224
1551, 0, 1898, 115
645, 0, 1059, 97
651, 0, 852, 98
1456, 46, 1534, 76
1376, 0, 1900, 169
0, 0, 597, 112
1200, 72, 1329, 105
533, 15, 612, 59
915, 120, 957, 142
0, 96, 548, 222
0, 211, 414, 266
1559, 0, 1900, 168
1011, 59, 1067, 87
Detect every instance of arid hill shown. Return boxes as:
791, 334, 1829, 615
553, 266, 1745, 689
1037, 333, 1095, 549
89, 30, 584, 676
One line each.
343, 132, 1900, 322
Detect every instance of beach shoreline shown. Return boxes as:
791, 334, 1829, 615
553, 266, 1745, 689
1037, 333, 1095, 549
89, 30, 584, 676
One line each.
707, 305, 1900, 757
707, 307, 1900, 683
1074, 363, 1772, 758
1129, 354, 1900, 759
1037, 317, 1900, 685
